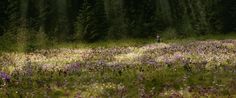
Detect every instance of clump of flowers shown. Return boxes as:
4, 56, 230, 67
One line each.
0, 71, 10, 82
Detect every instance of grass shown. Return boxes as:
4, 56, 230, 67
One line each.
0, 32, 235, 52
54, 38, 156, 49
54, 33, 236, 49
1, 64, 235, 97
0, 33, 236, 97
163, 32, 236, 43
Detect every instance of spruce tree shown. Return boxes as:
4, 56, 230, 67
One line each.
76, 0, 108, 42
0, 0, 8, 36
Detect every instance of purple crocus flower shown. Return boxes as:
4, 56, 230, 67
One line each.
147, 60, 156, 65
0, 71, 10, 82
175, 54, 183, 60
66, 62, 81, 72
164, 58, 171, 65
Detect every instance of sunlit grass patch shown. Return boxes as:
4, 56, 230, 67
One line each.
0, 39, 236, 97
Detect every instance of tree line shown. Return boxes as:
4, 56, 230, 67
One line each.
0, 0, 235, 45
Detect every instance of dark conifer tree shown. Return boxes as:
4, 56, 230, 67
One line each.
76, 0, 108, 42
221, 0, 236, 32
0, 0, 235, 44
123, 0, 156, 37
0, 0, 8, 36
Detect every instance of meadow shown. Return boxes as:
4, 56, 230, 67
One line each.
0, 37, 236, 98
1, 0, 236, 97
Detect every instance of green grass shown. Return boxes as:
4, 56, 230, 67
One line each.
54, 38, 156, 49
163, 32, 236, 43
0, 32, 235, 52
54, 32, 236, 49
0, 32, 236, 97
1, 65, 235, 97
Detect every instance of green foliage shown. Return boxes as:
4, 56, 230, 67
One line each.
221, 0, 236, 32
0, 32, 17, 51
0, 0, 8, 36
160, 28, 178, 39
6, 0, 21, 30
75, 0, 108, 42
104, 0, 128, 39
25, 30, 48, 52
0, 0, 236, 51
123, 0, 157, 37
